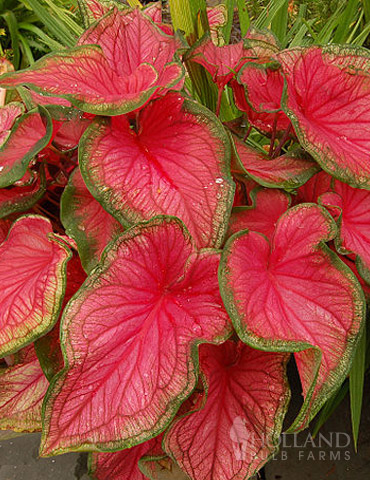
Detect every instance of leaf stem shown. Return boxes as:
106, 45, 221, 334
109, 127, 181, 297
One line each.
269, 115, 278, 157
216, 87, 223, 117
272, 124, 291, 158
243, 125, 252, 142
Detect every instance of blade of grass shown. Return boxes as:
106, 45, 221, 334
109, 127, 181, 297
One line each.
254, 0, 288, 30
349, 327, 366, 451
236, 0, 250, 36
271, 0, 289, 45
169, 0, 217, 111
21, 0, 78, 47
346, 10, 364, 43
222, 0, 235, 44
41, 0, 83, 36
333, 0, 360, 44
315, 2, 346, 44
312, 382, 349, 437
364, 0, 370, 23
1, 11, 20, 69
352, 19, 370, 44
18, 22, 64, 50
127, 0, 142, 7
18, 32, 34, 66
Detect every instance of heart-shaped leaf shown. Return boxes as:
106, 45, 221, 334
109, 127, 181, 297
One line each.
48, 107, 93, 152
89, 435, 163, 480
61, 167, 124, 273
80, 93, 234, 249
40, 217, 231, 456
228, 187, 291, 240
35, 255, 86, 381
0, 10, 184, 115
0, 168, 46, 219
0, 219, 11, 242
0, 216, 71, 357
320, 180, 370, 284
232, 135, 319, 189
164, 341, 290, 480
187, 34, 254, 89
78, 0, 129, 26
220, 204, 365, 431
277, 46, 370, 189
207, 4, 227, 46
0, 107, 52, 188
245, 27, 280, 55
235, 62, 291, 135
0, 345, 48, 432
294, 170, 332, 205
0, 102, 24, 146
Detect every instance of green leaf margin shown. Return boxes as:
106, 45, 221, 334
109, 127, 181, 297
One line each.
0, 215, 71, 357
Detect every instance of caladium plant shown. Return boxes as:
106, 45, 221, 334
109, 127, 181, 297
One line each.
0, 1, 369, 479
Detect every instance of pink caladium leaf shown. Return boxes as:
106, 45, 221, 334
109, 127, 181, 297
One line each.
0, 218, 11, 242
77, 0, 129, 26
61, 167, 124, 273
231, 79, 291, 135
231, 135, 319, 189
0, 344, 49, 432
40, 217, 232, 456
0, 10, 184, 115
320, 180, 370, 284
80, 93, 234, 249
220, 204, 365, 431
0, 168, 46, 219
228, 187, 291, 240
235, 62, 291, 134
294, 170, 332, 205
0, 107, 52, 188
232, 175, 259, 207
187, 34, 254, 89
0, 102, 25, 146
207, 4, 227, 46
245, 27, 280, 56
334, 251, 370, 300
35, 255, 86, 381
89, 435, 164, 480
277, 46, 370, 189
0, 215, 71, 358
144, 2, 162, 23
47, 106, 94, 152
164, 341, 290, 480
21, 88, 72, 108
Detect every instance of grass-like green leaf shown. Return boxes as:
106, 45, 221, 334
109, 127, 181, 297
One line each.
333, 0, 359, 44
21, 0, 80, 47
271, 0, 289, 45
349, 326, 366, 451
236, 0, 250, 36
1, 11, 20, 69
222, 0, 235, 44
18, 21, 64, 51
312, 382, 349, 437
254, 0, 289, 30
